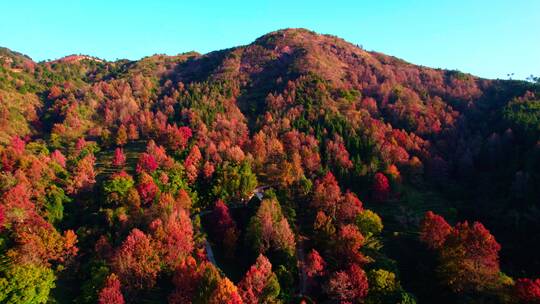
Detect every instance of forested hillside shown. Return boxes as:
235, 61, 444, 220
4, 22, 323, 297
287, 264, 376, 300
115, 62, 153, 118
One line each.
0, 29, 539, 303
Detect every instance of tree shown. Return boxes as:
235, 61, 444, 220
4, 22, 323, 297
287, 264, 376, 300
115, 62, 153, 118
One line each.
369, 269, 398, 291
437, 221, 501, 293
194, 263, 221, 304
44, 185, 71, 224
247, 198, 295, 256
313, 211, 336, 247
136, 153, 158, 174
212, 200, 239, 258
356, 209, 383, 237
165, 125, 192, 150
312, 172, 341, 216
212, 161, 257, 203
11, 219, 78, 266
366, 268, 415, 304
347, 263, 369, 299
0, 262, 56, 304
116, 124, 128, 146
112, 148, 126, 167
98, 273, 125, 304
515, 278, 540, 303
326, 263, 368, 303
305, 249, 325, 279
336, 224, 366, 264
151, 210, 194, 267
136, 173, 159, 205
169, 257, 203, 303
372, 172, 390, 202
326, 135, 353, 169
185, 145, 202, 183
337, 191, 363, 223
0, 204, 5, 230
209, 277, 243, 304
10, 136, 25, 155
419, 211, 452, 250
50, 149, 66, 168
48, 85, 62, 99
326, 270, 355, 302
67, 154, 96, 194
113, 228, 160, 290
103, 172, 134, 205
238, 254, 280, 304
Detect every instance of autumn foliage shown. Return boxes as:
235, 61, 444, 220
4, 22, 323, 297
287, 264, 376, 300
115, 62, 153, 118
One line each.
98, 274, 125, 304
0, 28, 537, 303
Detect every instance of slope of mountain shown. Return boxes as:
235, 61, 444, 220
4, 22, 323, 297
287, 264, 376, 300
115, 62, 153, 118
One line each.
0, 28, 538, 303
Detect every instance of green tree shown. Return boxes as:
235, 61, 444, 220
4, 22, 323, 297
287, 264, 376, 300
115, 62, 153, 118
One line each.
45, 185, 71, 225
103, 173, 135, 205
0, 262, 56, 304
356, 210, 383, 237
212, 161, 257, 202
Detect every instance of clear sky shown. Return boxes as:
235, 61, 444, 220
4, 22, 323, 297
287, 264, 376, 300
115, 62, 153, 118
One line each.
1, 0, 538, 80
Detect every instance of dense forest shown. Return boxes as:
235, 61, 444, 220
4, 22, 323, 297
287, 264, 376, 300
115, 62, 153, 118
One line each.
0, 28, 538, 303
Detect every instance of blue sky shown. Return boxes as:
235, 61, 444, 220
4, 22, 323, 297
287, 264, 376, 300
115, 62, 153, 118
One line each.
1, 1, 538, 80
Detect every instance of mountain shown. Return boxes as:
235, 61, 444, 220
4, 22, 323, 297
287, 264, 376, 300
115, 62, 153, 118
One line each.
0, 28, 538, 304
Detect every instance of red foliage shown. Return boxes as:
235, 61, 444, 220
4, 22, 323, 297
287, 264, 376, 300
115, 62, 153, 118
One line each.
312, 172, 341, 216
165, 125, 192, 150
420, 211, 452, 250
2, 183, 34, 219
10, 136, 25, 155
337, 191, 364, 223
184, 145, 202, 183
1, 150, 16, 172
11, 216, 78, 265
0, 204, 4, 230
98, 273, 125, 304
326, 270, 355, 302
128, 123, 139, 140
169, 257, 203, 303
305, 249, 325, 278
147, 140, 170, 165
137, 173, 159, 205
347, 263, 369, 299
326, 135, 353, 169
113, 228, 160, 290
175, 189, 193, 210
150, 210, 194, 267
202, 161, 215, 179
326, 264, 368, 303
50, 149, 67, 168
281, 130, 321, 174
136, 153, 158, 173
238, 254, 275, 304
438, 221, 501, 292
48, 85, 62, 100
75, 137, 87, 153
210, 277, 244, 304
212, 200, 238, 238
67, 154, 96, 194
515, 278, 540, 304
337, 224, 366, 264
112, 148, 126, 167
372, 172, 390, 202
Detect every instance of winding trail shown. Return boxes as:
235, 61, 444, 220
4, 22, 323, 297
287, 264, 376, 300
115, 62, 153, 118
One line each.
191, 186, 271, 267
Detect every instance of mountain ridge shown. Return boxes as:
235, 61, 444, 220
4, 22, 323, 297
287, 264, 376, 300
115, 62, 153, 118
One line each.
0, 28, 538, 304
